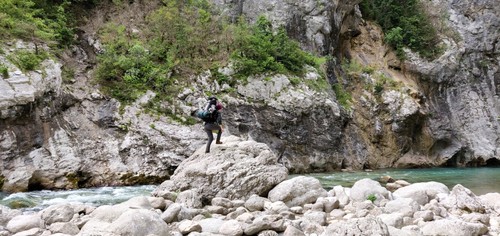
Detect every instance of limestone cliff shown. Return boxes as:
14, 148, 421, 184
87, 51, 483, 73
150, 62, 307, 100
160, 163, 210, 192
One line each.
0, 0, 498, 192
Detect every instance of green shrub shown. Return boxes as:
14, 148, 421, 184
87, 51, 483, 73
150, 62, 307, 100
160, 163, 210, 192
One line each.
360, 0, 441, 59
333, 84, 352, 110
367, 194, 377, 203
0, 64, 8, 78
231, 16, 317, 77
61, 65, 75, 83
8, 50, 48, 71
0, 0, 74, 47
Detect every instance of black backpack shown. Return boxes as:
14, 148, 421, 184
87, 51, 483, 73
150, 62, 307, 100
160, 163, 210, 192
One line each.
194, 97, 218, 122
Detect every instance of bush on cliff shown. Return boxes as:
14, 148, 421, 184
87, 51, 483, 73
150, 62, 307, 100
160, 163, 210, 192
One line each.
0, 0, 74, 48
360, 0, 442, 59
94, 1, 321, 113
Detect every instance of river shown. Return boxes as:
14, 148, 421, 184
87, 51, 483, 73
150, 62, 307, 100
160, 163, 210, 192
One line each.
1, 167, 498, 212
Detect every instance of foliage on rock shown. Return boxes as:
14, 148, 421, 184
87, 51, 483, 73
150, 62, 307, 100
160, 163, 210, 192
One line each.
360, 0, 442, 59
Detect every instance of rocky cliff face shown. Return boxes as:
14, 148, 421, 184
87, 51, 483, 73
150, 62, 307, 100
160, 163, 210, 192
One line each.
0, 0, 498, 192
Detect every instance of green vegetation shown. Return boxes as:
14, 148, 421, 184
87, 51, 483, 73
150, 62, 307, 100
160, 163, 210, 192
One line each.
94, 0, 320, 121
367, 193, 377, 203
0, 0, 74, 48
374, 72, 399, 95
231, 16, 317, 77
0, 64, 8, 78
7, 50, 48, 71
360, 0, 442, 59
333, 83, 352, 110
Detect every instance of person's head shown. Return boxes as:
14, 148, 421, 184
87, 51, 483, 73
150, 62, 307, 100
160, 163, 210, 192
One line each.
208, 96, 217, 105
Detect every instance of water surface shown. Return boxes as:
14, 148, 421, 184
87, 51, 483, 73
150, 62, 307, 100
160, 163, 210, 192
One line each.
296, 167, 500, 195
1, 167, 498, 212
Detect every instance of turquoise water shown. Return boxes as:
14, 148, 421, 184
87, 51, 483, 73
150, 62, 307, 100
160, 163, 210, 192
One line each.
0, 185, 155, 213
296, 167, 500, 195
1, 167, 498, 212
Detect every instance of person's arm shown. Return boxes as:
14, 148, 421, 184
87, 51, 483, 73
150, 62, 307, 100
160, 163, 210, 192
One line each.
216, 112, 223, 126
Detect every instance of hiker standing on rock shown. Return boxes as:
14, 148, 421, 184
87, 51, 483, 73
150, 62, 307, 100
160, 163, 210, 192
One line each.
204, 96, 223, 153
191, 96, 224, 153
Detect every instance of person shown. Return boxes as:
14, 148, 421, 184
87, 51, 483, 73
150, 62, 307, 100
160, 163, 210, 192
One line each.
203, 97, 224, 153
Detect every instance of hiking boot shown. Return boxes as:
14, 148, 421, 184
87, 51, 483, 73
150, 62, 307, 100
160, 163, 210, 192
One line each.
216, 141, 223, 144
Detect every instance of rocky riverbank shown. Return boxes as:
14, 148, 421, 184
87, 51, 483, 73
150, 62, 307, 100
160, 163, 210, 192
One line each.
0, 137, 499, 236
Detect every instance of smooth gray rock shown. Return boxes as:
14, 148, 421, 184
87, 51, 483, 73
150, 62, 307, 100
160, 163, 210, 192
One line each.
268, 176, 327, 207
420, 219, 488, 236
153, 136, 288, 203
350, 178, 391, 204
393, 182, 449, 205
322, 216, 389, 236
6, 215, 43, 234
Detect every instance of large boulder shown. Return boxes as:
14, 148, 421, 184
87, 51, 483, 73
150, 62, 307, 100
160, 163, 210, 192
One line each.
268, 176, 327, 207
79, 197, 171, 236
420, 219, 488, 236
322, 216, 389, 236
152, 136, 288, 203
349, 178, 391, 204
393, 182, 449, 205
440, 184, 485, 213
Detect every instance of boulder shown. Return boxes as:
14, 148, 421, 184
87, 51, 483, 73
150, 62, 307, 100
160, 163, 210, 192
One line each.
440, 184, 485, 213
245, 194, 271, 212
479, 192, 500, 213
219, 220, 244, 236
349, 178, 391, 204
6, 214, 43, 234
79, 208, 171, 236
40, 204, 75, 225
384, 198, 420, 217
268, 176, 327, 207
152, 136, 288, 203
322, 216, 390, 236
47, 222, 80, 235
420, 219, 488, 236
393, 182, 449, 205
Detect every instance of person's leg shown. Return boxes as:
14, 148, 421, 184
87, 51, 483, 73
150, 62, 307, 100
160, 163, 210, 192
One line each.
215, 127, 222, 144
204, 126, 214, 153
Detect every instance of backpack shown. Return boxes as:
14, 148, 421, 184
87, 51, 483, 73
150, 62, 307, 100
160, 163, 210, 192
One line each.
195, 109, 218, 122
194, 97, 218, 122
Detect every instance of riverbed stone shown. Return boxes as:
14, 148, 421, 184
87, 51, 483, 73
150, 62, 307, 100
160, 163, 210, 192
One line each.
41, 204, 75, 225
245, 194, 270, 212
219, 219, 244, 236
178, 220, 202, 234
6, 214, 43, 234
283, 225, 305, 236
377, 213, 404, 228
198, 218, 225, 234
479, 192, 500, 213
420, 218, 488, 236
46, 222, 79, 235
393, 182, 449, 205
268, 176, 327, 207
176, 189, 203, 209
0, 205, 21, 226
413, 210, 434, 221
322, 216, 390, 235
148, 197, 167, 210
79, 208, 171, 236
162, 203, 182, 223
264, 201, 289, 214
11, 228, 45, 236
441, 184, 485, 213
244, 215, 285, 235
384, 198, 420, 217
332, 185, 350, 207
350, 178, 391, 205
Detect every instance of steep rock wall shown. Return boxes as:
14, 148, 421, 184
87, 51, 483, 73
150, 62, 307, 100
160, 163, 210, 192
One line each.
1, 0, 499, 192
